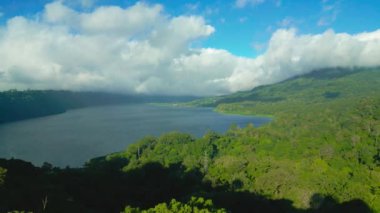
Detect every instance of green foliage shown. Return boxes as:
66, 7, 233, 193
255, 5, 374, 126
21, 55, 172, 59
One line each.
124, 197, 227, 213
0, 67, 379, 212
0, 167, 6, 186
109, 93, 379, 211
114, 67, 380, 211
7, 211, 33, 213
188, 67, 380, 110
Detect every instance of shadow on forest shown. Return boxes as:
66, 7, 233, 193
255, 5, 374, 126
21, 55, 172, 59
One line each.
0, 158, 373, 213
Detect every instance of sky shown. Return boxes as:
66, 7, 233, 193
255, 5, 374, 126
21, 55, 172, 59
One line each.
0, 0, 379, 96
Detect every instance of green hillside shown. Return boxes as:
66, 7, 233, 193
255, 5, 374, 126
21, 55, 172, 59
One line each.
0, 67, 379, 212
190, 67, 380, 115
111, 67, 380, 211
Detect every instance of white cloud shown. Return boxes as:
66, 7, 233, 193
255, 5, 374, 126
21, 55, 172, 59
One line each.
185, 2, 200, 11
0, 2, 217, 95
318, 0, 340, 26
43, 2, 164, 37
277, 17, 297, 28
80, 0, 94, 8
239, 17, 248, 23
235, 0, 266, 8
252, 42, 266, 52
226, 28, 380, 91
0, 2, 380, 96
235, 0, 281, 8
63, 0, 96, 9
204, 7, 219, 16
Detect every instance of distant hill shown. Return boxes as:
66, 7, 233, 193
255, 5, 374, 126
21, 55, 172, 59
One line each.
105, 67, 380, 211
0, 90, 197, 124
0, 67, 379, 212
189, 67, 380, 115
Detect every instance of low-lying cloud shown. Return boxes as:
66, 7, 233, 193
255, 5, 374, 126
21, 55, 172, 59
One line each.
0, 1, 380, 96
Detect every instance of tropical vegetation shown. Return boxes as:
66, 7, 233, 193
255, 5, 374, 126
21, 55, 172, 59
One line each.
0, 67, 379, 212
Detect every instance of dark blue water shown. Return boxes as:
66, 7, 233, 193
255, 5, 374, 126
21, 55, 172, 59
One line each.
0, 104, 270, 167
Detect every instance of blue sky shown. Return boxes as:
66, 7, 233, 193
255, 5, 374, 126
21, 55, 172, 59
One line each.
1, 0, 379, 57
0, 0, 379, 95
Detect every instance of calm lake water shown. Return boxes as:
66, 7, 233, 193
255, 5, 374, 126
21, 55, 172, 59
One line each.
0, 104, 270, 167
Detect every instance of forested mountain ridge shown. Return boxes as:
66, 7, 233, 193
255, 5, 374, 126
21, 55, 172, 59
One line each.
110, 67, 380, 211
0, 67, 379, 212
188, 67, 380, 114
0, 90, 133, 124
0, 90, 196, 124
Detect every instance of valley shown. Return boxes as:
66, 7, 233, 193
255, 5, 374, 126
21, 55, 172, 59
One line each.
0, 67, 379, 212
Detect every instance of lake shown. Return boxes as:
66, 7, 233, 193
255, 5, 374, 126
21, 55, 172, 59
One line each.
0, 104, 270, 167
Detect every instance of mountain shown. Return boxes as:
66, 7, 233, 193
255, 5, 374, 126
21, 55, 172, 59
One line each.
0, 90, 197, 124
189, 67, 380, 115
111, 67, 380, 211
0, 67, 379, 212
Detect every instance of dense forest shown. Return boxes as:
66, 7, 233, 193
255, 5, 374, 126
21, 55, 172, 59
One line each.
0, 67, 379, 212
0, 90, 195, 124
